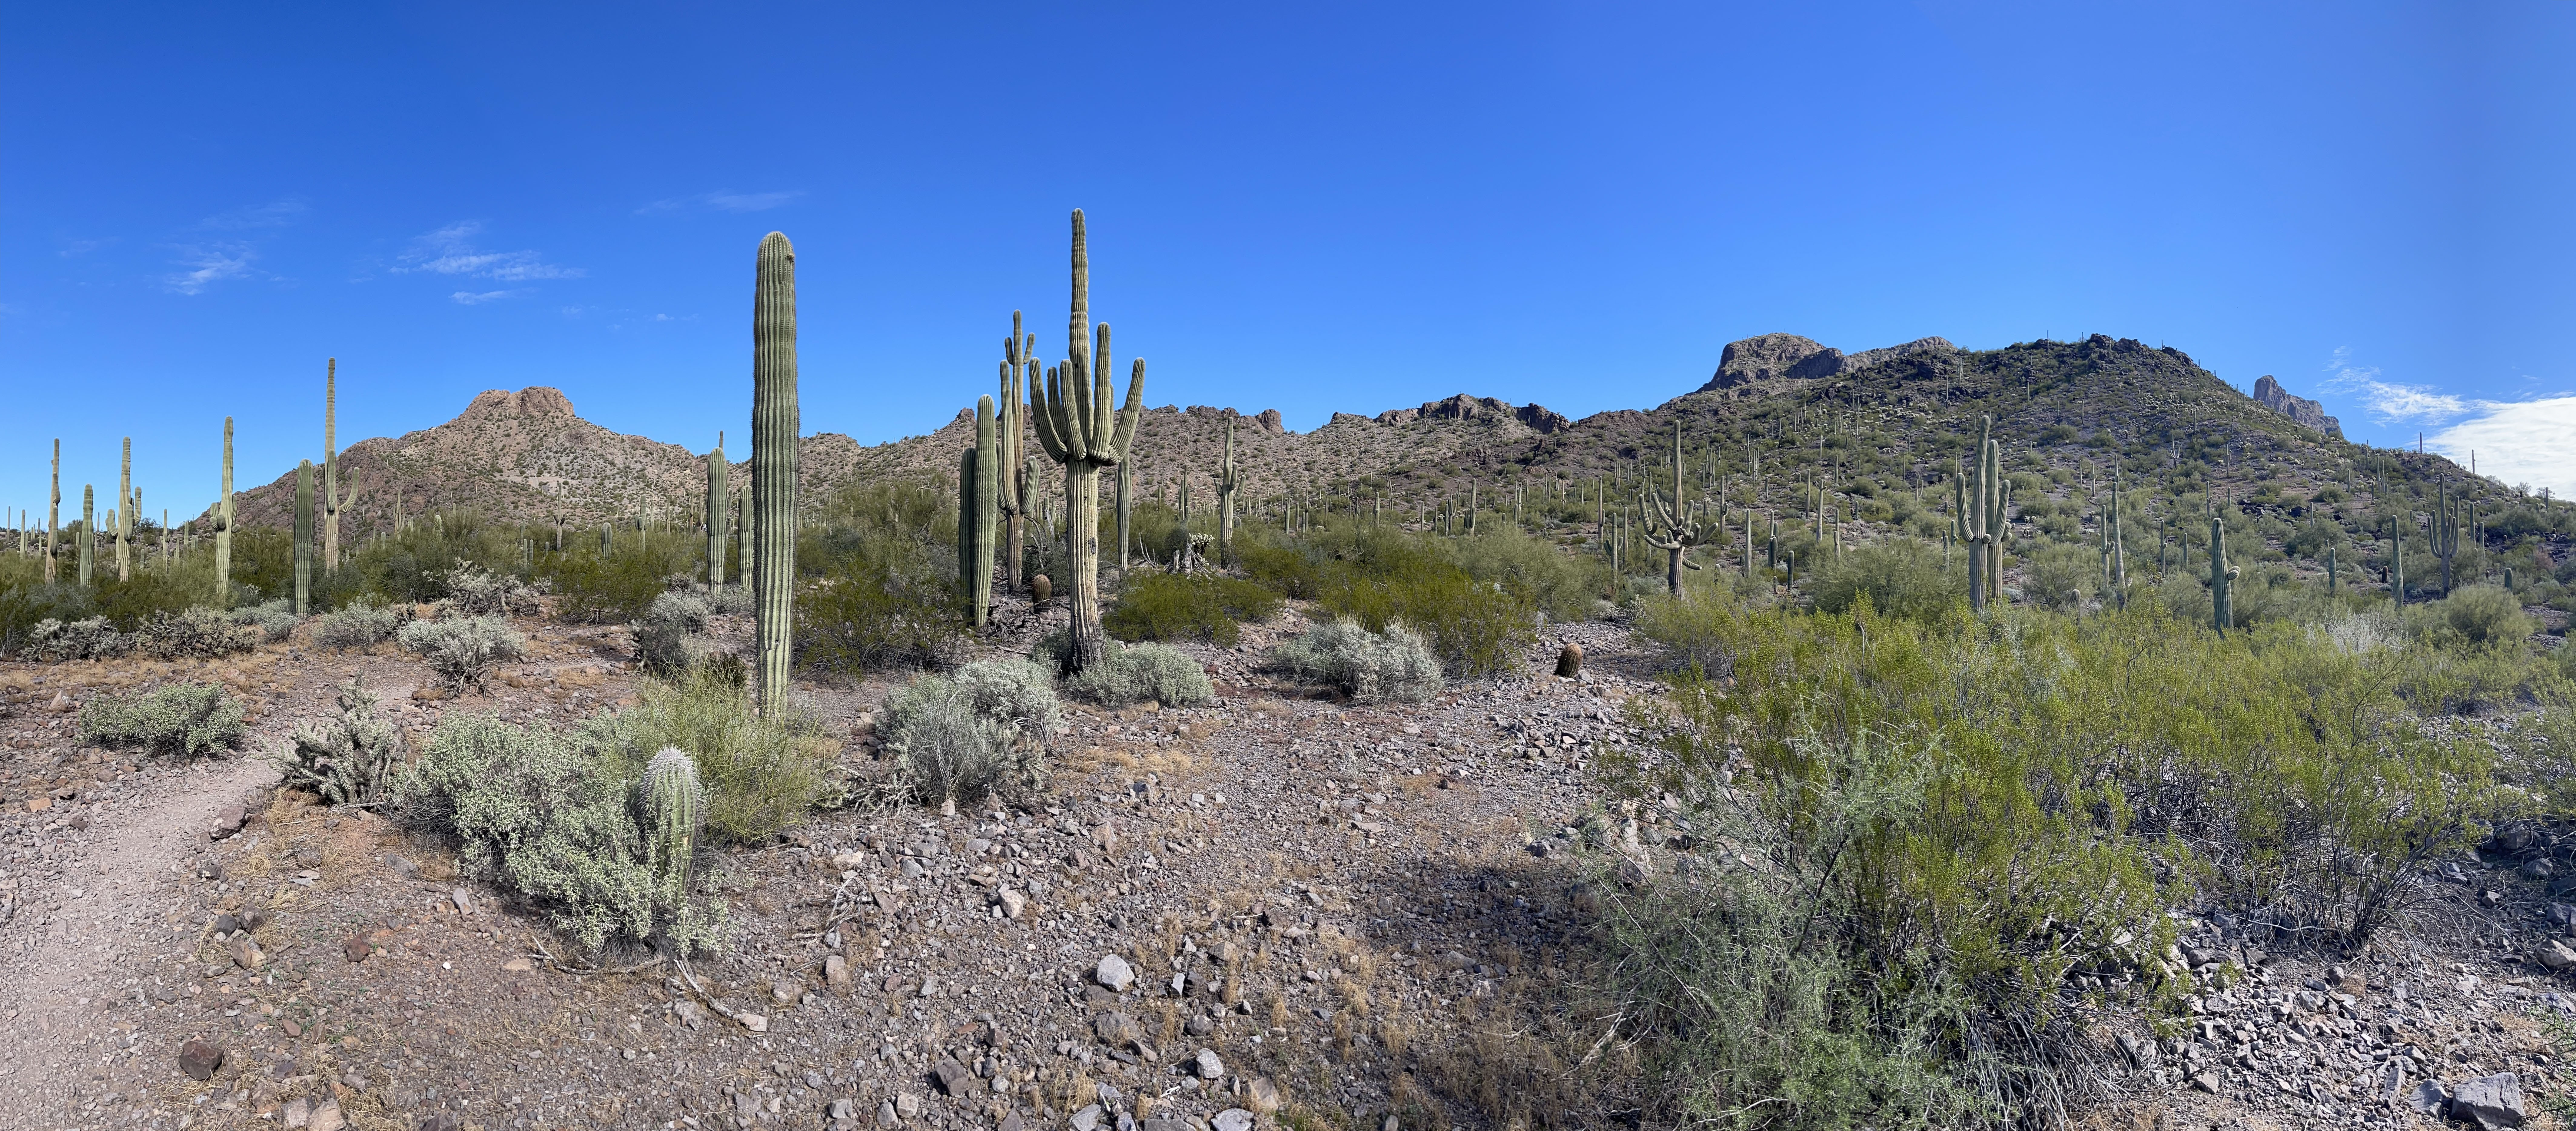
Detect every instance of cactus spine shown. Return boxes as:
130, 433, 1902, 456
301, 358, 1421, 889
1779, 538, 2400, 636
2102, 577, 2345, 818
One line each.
45, 440, 59, 585
78, 484, 93, 587
751, 232, 800, 714
294, 459, 315, 615
1000, 314, 1032, 592
2430, 485, 2461, 594
1953, 416, 2011, 612
323, 358, 358, 575
642, 747, 703, 884
1641, 416, 1712, 595
1217, 413, 1240, 565
214, 419, 233, 605
1028, 210, 1147, 672
116, 438, 132, 582
706, 432, 728, 588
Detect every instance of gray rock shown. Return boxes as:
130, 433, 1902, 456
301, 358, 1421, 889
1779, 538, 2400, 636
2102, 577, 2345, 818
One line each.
1094, 1012, 1142, 1045
450, 887, 475, 916
876, 1099, 900, 1128
1096, 953, 1136, 992
1213, 1111, 1255, 1131
2540, 940, 2576, 972
829, 1099, 857, 1120
384, 853, 419, 879
931, 1059, 973, 1096
1140, 1121, 1189, 1131
2409, 1080, 2452, 1116
1194, 1048, 1224, 1079
2251, 375, 2344, 439
209, 804, 246, 841
2189, 1070, 2221, 1094
2452, 1073, 2528, 1130
1070, 1104, 1105, 1131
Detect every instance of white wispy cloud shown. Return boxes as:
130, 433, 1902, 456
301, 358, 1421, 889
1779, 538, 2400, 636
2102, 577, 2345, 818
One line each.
452, 290, 523, 305
164, 242, 258, 295
635, 189, 802, 216
2321, 347, 2472, 424
202, 199, 307, 230
398, 221, 583, 281
2428, 397, 2576, 498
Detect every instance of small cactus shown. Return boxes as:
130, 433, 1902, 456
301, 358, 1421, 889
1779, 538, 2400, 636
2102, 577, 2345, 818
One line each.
1555, 641, 1582, 678
45, 440, 60, 585
1032, 574, 1052, 604
642, 747, 703, 883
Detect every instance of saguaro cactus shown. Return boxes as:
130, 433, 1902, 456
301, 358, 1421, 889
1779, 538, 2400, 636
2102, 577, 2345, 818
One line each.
2105, 470, 2126, 608
45, 440, 59, 584
1028, 210, 1147, 672
642, 747, 703, 883
1000, 314, 1033, 592
2209, 513, 2238, 634
116, 438, 132, 582
706, 432, 728, 588
2430, 485, 2461, 594
1115, 455, 1132, 572
294, 460, 315, 615
2388, 517, 2405, 605
1953, 416, 2013, 612
323, 358, 358, 575
1641, 416, 1713, 595
214, 419, 234, 605
78, 484, 94, 587
1217, 413, 1241, 565
2326, 544, 2338, 595
973, 396, 998, 622
751, 232, 801, 714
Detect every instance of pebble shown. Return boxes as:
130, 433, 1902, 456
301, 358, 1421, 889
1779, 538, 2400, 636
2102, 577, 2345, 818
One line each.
177, 1038, 224, 1081
1097, 953, 1135, 992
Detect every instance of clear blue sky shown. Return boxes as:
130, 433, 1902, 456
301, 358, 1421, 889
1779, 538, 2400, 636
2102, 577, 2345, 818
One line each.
6, 1, 2573, 519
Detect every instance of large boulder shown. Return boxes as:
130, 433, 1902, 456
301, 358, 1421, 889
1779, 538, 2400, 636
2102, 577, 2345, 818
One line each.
2252, 375, 2345, 439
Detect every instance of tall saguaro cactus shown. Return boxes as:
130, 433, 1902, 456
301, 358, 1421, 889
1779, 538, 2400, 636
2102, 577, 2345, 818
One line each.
1641, 417, 1713, 595
999, 314, 1033, 592
2106, 470, 2126, 608
78, 484, 94, 587
960, 395, 998, 625
45, 440, 59, 584
1217, 413, 1241, 565
706, 432, 728, 588
2430, 485, 2461, 594
1953, 416, 2012, 612
294, 460, 315, 615
1029, 210, 1147, 672
2209, 513, 2238, 634
214, 419, 234, 605
751, 232, 800, 715
323, 358, 358, 575
116, 438, 133, 581
1115, 455, 1132, 572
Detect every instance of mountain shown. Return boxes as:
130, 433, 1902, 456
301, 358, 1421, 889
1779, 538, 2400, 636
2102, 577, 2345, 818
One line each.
217, 333, 2489, 543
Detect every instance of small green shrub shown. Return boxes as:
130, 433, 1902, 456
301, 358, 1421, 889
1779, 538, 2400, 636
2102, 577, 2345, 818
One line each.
547, 549, 672, 624
585, 668, 828, 845
797, 556, 964, 673
232, 599, 299, 643
272, 677, 405, 806
2439, 584, 2531, 645
1268, 619, 1444, 704
1041, 630, 1216, 707
313, 602, 404, 649
1807, 541, 1963, 622
133, 607, 262, 658
398, 712, 723, 953
1104, 573, 1281, 646
1631, 591, 1739, 676
877, 659, 1061, 806
77, 683, 245, 757
635, 591, 713, 677
397, 615, 527, 691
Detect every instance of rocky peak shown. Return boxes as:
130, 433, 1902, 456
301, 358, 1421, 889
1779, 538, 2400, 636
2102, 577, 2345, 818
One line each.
2251, 375, 2343, 440
1702, 334, 1957, 391
1373, 394, 1568, 434
462, 386, 577, 420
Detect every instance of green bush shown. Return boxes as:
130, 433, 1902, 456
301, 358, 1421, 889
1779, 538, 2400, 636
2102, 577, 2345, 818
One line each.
397, 615, 526, 691
1104, 572, 1282, 646
797, 544, 964, 673
131, 607, 261, 658
1041, 630, 1215, 707
77, 683, 246, 757
398, 711, 723, 953
1807, 541, 1963, 622
313, 602, 404, 649
635, 591, 713, 677
1631, 591, 1739, 676
878, 660, 1060, 806
546, 547, 677, 624
584, 668, 828, 845
233, 599, 300, 643
1268, 619, 1444, 703
25, 616, 132, 662
2438, 583, 2531, 645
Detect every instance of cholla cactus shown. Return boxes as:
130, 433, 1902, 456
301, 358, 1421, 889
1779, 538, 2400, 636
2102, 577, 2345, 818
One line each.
642, 747, 703, 882
273, 676, 405, 806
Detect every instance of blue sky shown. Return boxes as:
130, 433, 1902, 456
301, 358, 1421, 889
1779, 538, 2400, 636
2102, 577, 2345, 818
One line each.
5, 1, 2573, 519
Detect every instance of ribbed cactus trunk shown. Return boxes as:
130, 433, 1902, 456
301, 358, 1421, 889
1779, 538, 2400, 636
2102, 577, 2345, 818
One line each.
214, 420, 233, 605
116, 438, 132, 582
45, 440, 59, 585
706, 434, 728, 588
971, 395, 998, 625
1115, 457, 1132, 573
1000, 315, 1030, 593
294, 459, 315, 615
1217, 414, 1239, 566
751, 232, 800, 715
2209, 514, 2235, 634
2326, 544, 2337, 595
77, 485, 94, 587
1028, 210, 1146, 673
2389, 519, 2404, 606
323, 358, 357, 575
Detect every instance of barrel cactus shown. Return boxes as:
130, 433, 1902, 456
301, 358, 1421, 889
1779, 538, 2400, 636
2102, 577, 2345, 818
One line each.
751, 232, 800, 714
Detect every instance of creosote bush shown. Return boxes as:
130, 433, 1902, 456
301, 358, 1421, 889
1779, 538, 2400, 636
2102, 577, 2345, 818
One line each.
1807, 540, 1964, 622
585, 668, 828, 845
1268, 619, 1443, 704
76, 683, 246, 757
313, 602, 404, 650
397, 615, 527, 692
1103, 572, 1281, 646
1239, 523, 1538, 677
879, 659, 1062, 806
635, 591, 714, 677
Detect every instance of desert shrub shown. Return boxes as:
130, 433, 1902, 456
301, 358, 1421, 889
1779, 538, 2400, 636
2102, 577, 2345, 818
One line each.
232, 598, 300, 643
439, 559, 541, 617
313, 601, 404, 649
397, 615, 526, 691
708, 584, 752, 616
1040, 630, 1215, 707
1268, 619, 1444, 704
2018, 542, 2100, 612
1103, 572, 1281, 646
878, 661, 1062, 805
0, 580, 94, 658
1807, 541, 1963, 622
132, 607, 262, 658
1631, 591, 1740, 676
272, 677, 406, 806
635, 591, 714, 677
547, 548, 672, 624
798, 554, 964, 673
1450, 527, 1605, 624
25, 616, 132, 662
76, 682, 245, 757
2438, 584, 2531, 645
397, 712, 723, 953
584, 668, 828, 844
1242, 525, 1535, 676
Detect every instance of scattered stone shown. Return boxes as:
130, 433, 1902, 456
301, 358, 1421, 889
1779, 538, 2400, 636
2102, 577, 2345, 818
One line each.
501, 957, 536, 973
1246, 1078, 1281, 1114
2189, 1070, 2221, 1095
2452, 1073, 2528, 1130
829, 1099, 858, 1121
737, 1012, 768, 1033
284, 1096, 310, 1128
342, 934, 371, 964
177, 1038, 225, 1080
226, 936, 265, 970
2541, 940, 2576, 972
772, 979, 802, 1006
1213, 1111, 1255, 1131
1194, 1048, 1224, 1079
826, 953, 850, 991
383, 853, 420, 879
309, 1099, 346, 1131
209, 804, 247, 840
998, 887, 1028, 919
2409, 1081, 2452, 1116
1070, 1104, 1105, 1131
876, 1099, 899, 1127
1095, 1011, 1142, 1045
1097, 953, 1136, 992
196, 857, 224, 880
932, 1058, 974, 1096
450, 887, 476, 916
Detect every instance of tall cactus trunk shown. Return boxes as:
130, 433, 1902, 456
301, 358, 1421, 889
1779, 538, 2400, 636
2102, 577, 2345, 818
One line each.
45, 440, 60, 585
78, 485, 94, 587
751, 232, 800, 715
706, 434, 728, 588
324, 359, 340, 575
1116, 458, 1131, 573
1068, 464, 1104, 662
2210, 515, 2234, 634
1027, 211, 1147, 673
1000, 316, 1029, 594
294, 460, 314, 615
972, 396, 998, 625
116, 437, 132, 582
214, 420, 233, 605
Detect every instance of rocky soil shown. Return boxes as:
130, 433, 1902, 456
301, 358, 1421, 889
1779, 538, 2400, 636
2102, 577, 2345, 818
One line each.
3, 602, 2573, 1131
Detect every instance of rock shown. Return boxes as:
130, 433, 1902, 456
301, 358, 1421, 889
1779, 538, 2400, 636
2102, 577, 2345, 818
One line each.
226, 936, 264, 970
876, 1099, 900, 1127
2524, 859, 2558, 881
1097, 953, 1136, 992
501, 957, 535, 973
2114, 1033, 2144, 1068
2451, 1073, 2528, 1130
826, 953, 850, 991
1095, 1011, 1142, 1045
196, 856, 224, 880
177, 1038, 225, 1080
1141, 1120, 1190, 1131
830, 1099, 858, 1120
284, 1096, 310, 1128
309, 1099, 345, 1131
1213, 1111, 1255, 1131
737, 1012, 768, 1033
1070, 1104, 1105, 1131
1194, 1048, 1224, 1079
2540, 940, 2576, 972
342, 934, 371, 964
383, 853, 419, 879
1246, 1077, 1281, 1113
1000, 1116, 1026, 1131
450, 887, 476, 916
2189, 1070, 2221, 1094
209, 804, 246, 840
2252, 375, 2345, 439
931, 1058, 974, 1096
772, 979, 802, 1005
2406, 1079, 2450, 1117
997, 888, 1028, 919
211, 913, 241, 936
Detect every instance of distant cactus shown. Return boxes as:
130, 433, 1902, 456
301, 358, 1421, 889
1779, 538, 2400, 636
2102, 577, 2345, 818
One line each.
705, 432, 728, 588
2430, 485, 2461, 594
45, 440, 60, 585
1952, 416, 2013, 612
970, 395, 998, 624
214, 419, 233, 605
642, 747, 704, 883
1217, 413, 1241, 565
322, 359, 359, 575
2389, 516, 2406, 606
78, 483, 93, 587
2209, 514, 2239, 634
1027, 210, 1147, 672
116, 437, 132, 582
751, 232, 801, 713
999, 314, 1032, 592
294, 460, 314, 615
2326, 544, 2337, 595
1640, 417, 1713, 595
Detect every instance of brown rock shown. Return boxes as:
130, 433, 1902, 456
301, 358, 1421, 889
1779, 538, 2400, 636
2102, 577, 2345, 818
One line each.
825, 953, 850, 992
178, 1038, 225, 1080
342, 934, 372, 964
209, 803, 247, 840
1246, 1077, 1282, 1114
931, 1058, 974, 1096
227, 936, 265, 970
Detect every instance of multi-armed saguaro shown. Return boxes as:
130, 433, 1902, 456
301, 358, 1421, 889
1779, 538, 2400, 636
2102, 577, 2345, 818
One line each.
2209, 513, 2239, 634
1216, 412, 1241, 565
706, 431, 728, 588
323, 359, 359, 575
214, 419, 234, 605
1953, 415, 2013, 613
751, 232, 801, 714
1639, 417, 1713, 595
1029, 209, 1147, 672
999, 314, 1033, 592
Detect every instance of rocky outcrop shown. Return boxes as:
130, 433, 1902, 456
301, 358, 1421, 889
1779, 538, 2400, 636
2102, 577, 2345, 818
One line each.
1701, 334, 1957, 390
1373, 394, 1567, 434
2252, 375, 2343, 440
